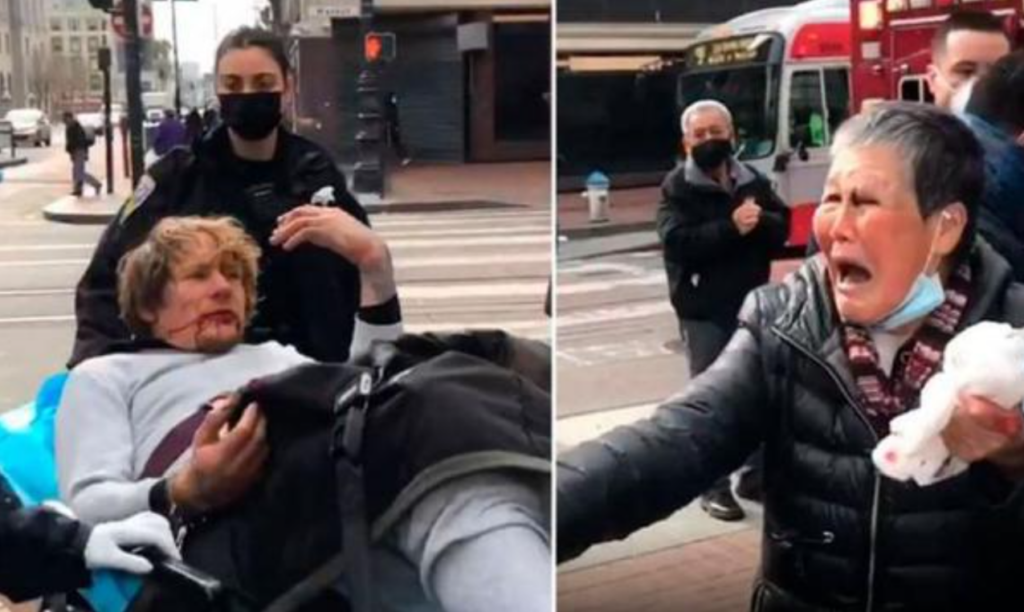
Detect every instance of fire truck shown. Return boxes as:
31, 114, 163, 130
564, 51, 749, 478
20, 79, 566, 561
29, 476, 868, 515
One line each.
673, 0, 1023, 249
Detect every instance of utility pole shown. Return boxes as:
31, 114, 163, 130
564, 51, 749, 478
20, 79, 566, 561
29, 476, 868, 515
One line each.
351, 0, 384, 197
122, 0, 145, 185
99, 47, 114, 194
170, 0, 181, 115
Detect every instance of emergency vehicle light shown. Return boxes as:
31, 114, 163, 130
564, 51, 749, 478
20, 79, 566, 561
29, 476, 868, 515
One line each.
859, 0, 883, 29
791, 23, 852, 59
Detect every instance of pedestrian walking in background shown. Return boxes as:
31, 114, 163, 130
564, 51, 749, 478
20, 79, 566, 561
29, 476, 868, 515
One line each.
184, 108, 204, 146
62, 111, 101, 198
385, 92, 411, 166
152, 109, 187, 157
656, 99, 790, 521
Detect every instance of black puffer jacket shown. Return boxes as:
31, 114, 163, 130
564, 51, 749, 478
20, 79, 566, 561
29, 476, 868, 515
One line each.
559, 241, 1024, 612
656, 160, 790, 321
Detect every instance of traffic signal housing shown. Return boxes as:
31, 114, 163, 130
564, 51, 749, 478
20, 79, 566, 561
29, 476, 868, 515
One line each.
364, 32, 396, 63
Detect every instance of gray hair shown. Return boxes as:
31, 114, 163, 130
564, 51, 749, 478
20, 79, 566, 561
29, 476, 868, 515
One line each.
831, 102, 984, 260
680, 100, 733, 136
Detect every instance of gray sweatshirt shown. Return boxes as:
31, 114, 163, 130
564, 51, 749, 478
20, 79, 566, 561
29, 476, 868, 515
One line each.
57, 319, 402, 525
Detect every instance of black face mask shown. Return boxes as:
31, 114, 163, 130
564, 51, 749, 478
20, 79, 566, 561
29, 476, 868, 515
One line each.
219, 92, 282, 141
690, 139, 734, 171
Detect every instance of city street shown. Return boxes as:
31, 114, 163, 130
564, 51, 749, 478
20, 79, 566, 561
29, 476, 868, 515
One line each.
0, 137, 552, 412
557, 247, 800, 612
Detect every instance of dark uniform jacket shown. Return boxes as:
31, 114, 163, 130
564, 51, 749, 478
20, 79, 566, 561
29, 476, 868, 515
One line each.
656, 160, 790, 322
0, 475, 91, 602
70, 126, 368, 368
65, 121, 90, 156
558, 241, 1024, 612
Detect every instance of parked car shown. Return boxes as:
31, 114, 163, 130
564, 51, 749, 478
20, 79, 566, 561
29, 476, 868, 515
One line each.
2, 108, 51, 147
76, 111, 106, 136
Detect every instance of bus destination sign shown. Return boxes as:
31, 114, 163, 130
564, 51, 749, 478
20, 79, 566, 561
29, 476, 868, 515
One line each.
686, 35, 776, 68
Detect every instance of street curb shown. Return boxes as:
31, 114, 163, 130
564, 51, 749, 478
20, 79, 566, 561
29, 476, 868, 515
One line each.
558, 237, 661, 262
42, 198, 530, 226
560, 220, 655, 240
0, 157, 28, 170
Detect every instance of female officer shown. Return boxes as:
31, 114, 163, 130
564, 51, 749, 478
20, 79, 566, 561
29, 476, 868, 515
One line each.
559, 103, 1024, 611
71, 27, 397, 368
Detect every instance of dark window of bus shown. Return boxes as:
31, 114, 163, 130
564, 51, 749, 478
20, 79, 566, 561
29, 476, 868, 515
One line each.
824, 68, 850, 141
789, 70, 826, 149
678, 65, 779, 160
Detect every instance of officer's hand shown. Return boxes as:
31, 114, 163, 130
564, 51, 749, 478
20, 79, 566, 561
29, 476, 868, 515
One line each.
271, 205, 388, 270
942, 393, 1024, 476
170, 399, 268, 513
83, 512, 180, 574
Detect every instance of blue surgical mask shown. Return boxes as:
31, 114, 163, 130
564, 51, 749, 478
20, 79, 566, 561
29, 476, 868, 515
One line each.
871, 272, 945, 331
870, 215, 948, 331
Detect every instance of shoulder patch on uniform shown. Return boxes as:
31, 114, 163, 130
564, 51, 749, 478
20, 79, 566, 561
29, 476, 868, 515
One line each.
119, 175, 157, 224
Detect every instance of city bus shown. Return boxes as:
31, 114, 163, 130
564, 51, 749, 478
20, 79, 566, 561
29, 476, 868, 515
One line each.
674, 0, 1022, 249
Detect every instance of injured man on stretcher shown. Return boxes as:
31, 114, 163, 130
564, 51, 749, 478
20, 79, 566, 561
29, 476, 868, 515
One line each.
56, 216, 551, 612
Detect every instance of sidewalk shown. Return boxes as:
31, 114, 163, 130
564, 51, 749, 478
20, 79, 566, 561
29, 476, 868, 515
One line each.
557, 187, 661, 261
43, 161, 552, 225
559, 528, 760, 612
0, 156, 27, 170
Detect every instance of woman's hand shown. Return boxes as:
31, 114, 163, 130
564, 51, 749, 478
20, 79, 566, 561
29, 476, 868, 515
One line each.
271, 205, 397, 307
941, 393, 1024, 477
271, 205, 387, 270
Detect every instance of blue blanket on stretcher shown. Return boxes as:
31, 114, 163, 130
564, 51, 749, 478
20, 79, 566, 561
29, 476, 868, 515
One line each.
0, 373, 142, 612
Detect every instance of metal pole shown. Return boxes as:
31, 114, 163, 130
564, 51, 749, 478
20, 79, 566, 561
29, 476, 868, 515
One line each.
170, 0, 181, 115
351, 0, 384, 197
123, 0, 145, 185
100, 47, 114, 194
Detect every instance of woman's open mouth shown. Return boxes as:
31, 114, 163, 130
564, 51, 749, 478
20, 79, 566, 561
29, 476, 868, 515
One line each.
200, 311, 239, 326
833, 257, 873, 292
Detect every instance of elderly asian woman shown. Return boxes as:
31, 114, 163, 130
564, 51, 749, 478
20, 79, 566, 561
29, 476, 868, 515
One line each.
557, 102, 1024, 611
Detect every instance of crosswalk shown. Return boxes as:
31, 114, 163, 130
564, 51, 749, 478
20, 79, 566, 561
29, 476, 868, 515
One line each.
378, 206, 552, 340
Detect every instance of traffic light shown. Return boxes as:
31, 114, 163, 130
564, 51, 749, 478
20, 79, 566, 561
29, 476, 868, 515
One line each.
87, 0, 114, 11
364, 32, 396, 63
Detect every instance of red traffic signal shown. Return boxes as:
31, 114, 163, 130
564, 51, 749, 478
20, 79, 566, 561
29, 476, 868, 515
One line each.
364, 32, 396, 63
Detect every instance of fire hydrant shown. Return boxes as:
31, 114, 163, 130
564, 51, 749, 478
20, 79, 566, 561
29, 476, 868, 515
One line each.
583, 171, 611, 224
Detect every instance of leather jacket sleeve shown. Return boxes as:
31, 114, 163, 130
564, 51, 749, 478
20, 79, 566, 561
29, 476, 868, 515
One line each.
753, 183, 792, 252
557, 319, 772, 562
0, 488, 92, 601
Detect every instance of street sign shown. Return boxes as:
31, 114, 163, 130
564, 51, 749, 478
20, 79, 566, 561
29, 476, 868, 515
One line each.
112, 2, 154, 39
306, 0, 361, 20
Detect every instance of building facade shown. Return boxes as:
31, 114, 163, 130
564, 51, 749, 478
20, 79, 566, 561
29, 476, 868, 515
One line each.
7, 0, 51, 112
279, 0, 550, 164
557, 0, 795, 186
47, 0, 121, 112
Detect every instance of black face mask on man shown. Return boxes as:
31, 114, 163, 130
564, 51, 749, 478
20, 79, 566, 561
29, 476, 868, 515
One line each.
690, 139, 734, 172
219, 92, 283, 141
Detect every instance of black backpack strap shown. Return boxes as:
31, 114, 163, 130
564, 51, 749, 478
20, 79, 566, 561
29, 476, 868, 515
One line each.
332, 371, 375, 612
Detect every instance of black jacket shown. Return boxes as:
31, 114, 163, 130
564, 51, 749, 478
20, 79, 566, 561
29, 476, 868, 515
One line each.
70, 126, 368, 368
656, 160, 790, 321
558, 241, 1024, 612
65, 121, 90, 155
0, 476, 91, 602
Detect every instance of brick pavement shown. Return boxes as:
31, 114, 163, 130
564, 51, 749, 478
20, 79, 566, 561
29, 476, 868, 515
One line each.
559, 529, 761, 612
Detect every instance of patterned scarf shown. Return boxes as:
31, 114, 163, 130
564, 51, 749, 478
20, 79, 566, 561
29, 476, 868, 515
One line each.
841, 263, 972, 436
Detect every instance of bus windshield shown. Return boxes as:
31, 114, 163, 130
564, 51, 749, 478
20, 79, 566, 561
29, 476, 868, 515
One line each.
678, 65, 780, 161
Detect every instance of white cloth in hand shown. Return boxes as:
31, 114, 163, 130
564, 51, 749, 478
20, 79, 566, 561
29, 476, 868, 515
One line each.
872, 322, 1024, 486
83, 511, 181, 575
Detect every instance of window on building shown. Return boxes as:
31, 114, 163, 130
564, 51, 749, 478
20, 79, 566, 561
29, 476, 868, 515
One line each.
89, 73, 102, 92
51, 37, 63, 54
68, 18, 80, 32
88, 36, 99, 51
87, 19, 100, 32
70, 37, 81, 54
50, 18, 62, 32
